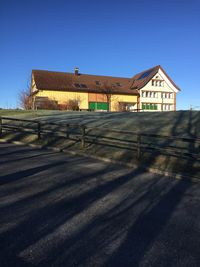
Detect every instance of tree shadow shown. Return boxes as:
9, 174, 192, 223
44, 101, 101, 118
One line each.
104, 179, 191, 267
0, 143, 141, 266
0, 160, 67, 186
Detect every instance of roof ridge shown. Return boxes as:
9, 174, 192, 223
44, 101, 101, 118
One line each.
32, 69, 131, 80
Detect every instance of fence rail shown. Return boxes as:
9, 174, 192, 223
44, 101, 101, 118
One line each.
0, 116, 200, 160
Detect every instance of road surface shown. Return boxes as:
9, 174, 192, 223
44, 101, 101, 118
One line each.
0, 142, 200, 267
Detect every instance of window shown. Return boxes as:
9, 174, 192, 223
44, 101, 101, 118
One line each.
80, 84, 87, 88
152, 79, 164, 87
162, 104, 173, 111
74, 83, 81, 88
162, 92, 173, 99
116, 82, 122, 87
142, 103, 158, 110
95, 81, 101, 85
142, 91, 157, 98
74, 83, 87, 88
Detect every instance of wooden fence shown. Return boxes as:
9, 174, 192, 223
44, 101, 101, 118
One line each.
0, 116, 200, 160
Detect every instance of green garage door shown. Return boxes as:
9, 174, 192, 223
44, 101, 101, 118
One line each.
97, 102, 108, 110
89, 102, 108, 111
89, 102, 96, 110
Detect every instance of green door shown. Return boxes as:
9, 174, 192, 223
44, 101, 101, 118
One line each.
97, 102, 108, 111
89, 102, 108, 111
89, 102, 96, 110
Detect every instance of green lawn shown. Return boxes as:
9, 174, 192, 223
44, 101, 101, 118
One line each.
1, 109, 200, 137
1, 109, 200, 178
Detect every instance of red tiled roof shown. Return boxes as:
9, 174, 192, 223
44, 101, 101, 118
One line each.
32, 70, 139, 95
32, 65, 180, 95
130, 65, 181, 91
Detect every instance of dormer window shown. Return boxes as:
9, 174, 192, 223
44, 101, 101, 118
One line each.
116, 82, 122, 87
95, 81, 101, 86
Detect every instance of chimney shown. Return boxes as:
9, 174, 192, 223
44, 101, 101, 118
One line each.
74, 67, 79, 76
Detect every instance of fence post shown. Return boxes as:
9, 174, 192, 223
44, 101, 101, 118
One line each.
66, 124, 69, 139
137, 134, 141, 159
0, 117, 2, 136
81, 125, 86, 148
37, 122, 41, 139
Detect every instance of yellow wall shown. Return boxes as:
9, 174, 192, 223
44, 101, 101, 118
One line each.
35, 90, 89, 109
33, 88, 138, 111
110, 94, 138, 111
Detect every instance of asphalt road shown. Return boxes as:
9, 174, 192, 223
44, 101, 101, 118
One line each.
0, 142, 200, 267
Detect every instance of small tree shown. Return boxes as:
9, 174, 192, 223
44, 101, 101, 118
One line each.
18, 89, 33, 110
100, 81, 114, 112
18, 75, 35, 110
39, 98, 58, 110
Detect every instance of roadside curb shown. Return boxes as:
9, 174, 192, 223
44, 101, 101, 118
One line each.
0, 138, 199, 183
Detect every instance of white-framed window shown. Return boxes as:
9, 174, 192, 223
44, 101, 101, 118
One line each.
152, 79, 164, 87
163, 104, 167, 110
162, 92, 173, 99
162, 104, 173, 111
142, 91, 158, 98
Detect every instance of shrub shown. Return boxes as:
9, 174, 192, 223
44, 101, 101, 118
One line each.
35, 97, 59, 110
59, 99, 79, 111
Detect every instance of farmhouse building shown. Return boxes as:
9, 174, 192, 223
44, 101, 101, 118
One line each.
31, 65, 180, 111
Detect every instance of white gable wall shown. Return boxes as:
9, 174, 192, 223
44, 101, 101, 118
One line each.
139, 70, 177, 112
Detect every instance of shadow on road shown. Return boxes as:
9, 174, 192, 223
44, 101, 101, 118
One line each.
0, 142, 200, 267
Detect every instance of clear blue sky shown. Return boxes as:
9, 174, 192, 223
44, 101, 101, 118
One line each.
1, 0, 200, 110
